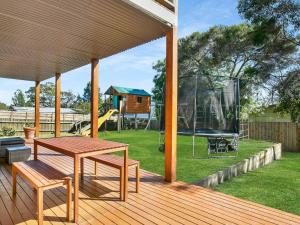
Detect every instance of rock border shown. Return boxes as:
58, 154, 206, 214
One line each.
196, 143, 282, 188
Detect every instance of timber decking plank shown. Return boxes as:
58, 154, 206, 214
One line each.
41, 154, 173, 225
45, 152, 267, 225
41, 148, 300, 225
1, 146, 300, 225
0, 166, 60, 225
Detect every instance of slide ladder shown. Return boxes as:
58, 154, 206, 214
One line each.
81, 109, 118, 136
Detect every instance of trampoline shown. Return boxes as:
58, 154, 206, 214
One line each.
160, 75, 240, 157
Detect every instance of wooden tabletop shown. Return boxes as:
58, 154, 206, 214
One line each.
35, 136, 128, 156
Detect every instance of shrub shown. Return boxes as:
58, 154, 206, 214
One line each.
0, 127, 16, 136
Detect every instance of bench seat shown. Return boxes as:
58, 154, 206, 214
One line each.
87, 154, 139, 168
12, 160, 72, 224
84, 154, 140, 200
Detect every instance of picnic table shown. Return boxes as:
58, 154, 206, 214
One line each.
34, 136, 129, 224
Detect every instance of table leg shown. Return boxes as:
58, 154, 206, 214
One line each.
123, 147, 128, 201
80, 158, 84, 180
73, 155, 80, 223
34, 141, 38, 160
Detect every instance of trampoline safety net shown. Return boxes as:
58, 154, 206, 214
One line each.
160, 75, 240, 157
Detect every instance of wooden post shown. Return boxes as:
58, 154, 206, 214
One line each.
91, 59, 99, 138
135, 114, 138, 130
55, 72, 61, 137
117, 98, 122, 132
164, 26, 178, 182
35, 81, 40, 137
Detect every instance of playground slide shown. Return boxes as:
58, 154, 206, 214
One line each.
81, 109, 118, 136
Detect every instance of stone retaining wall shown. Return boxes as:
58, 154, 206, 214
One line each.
196, 143, 282, 188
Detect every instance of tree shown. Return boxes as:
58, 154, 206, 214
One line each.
152, 60, 165, 100
73, 82, 103, 114
25, 82, 76, 108
80, 81, 102, 104
238, 0, 300, 118
238, 0, 300, 45
61, 91, 76, 108
275, 70, 300, 122
0, 102, 8, 110
12, 89, 26, 107
152, 24, 298, 110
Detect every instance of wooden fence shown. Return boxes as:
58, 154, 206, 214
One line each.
249, 122, 300, 152
0, 111, 90, 134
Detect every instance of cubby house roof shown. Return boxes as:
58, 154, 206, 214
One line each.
105, 86, 151, 96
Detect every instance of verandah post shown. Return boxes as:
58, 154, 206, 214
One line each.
55, 72, 61, 137
164, 25, 178, 182
35, 81, 40, 137
91, 59, 99, 138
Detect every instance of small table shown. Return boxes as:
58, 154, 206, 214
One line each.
34, 136, 129, 224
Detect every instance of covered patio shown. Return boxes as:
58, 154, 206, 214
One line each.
1, 0, 300, 224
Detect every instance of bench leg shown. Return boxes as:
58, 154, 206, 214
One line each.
80, 158, 84, 180
37, 188, 43, 225
66, 178, 72, 222
94, 162, 98, 176
120, 167, 124, 201
12, 166, 17, 197
136, 164, 140, 193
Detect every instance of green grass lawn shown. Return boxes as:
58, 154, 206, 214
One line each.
215, 152, 300, 216
99, 130, 272, 183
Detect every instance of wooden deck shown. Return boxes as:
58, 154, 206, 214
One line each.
0, 146, 300, 225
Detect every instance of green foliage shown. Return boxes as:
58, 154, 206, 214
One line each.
24, 122, 35, 128
12, 89, 26, 107
238, 0, 300, 45
73, 101, 90, 114
25, 82, 76, 108
0, 102, 8, 110
152, 60, 166, 118
238, 0, 300, 120
152, 24, 298, 117
74, 82, 103, 114
0, 127, 16, 136
275, 70, 300, 122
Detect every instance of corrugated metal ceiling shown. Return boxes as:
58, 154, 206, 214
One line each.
0, 0, 174, 81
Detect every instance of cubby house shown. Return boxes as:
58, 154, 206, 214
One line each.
105, 86, 151, 114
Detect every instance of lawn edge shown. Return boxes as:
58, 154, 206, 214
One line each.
195, 143, 282, 188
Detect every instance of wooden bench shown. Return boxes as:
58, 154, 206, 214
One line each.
12, 160, 72, 225
84, 154, 139, 200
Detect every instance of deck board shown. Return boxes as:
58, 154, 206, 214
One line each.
0, 146, 299, 225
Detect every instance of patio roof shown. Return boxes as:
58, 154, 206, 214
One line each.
0, 0, 176, 81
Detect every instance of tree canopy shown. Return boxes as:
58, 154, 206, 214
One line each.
238, 0, 300, 45
238, 0, 300, 120
152, 23, 298, 114
25, 82, 77, 108
12, 89, 26, 107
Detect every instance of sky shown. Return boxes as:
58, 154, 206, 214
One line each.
0, 0, 242, 105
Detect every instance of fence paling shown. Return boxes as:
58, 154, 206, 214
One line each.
0, 111, 90, 134
249, 122, 299, 152
0, 111, 89, 122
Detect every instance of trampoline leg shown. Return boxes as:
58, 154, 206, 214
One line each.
192, 135, 195, 157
